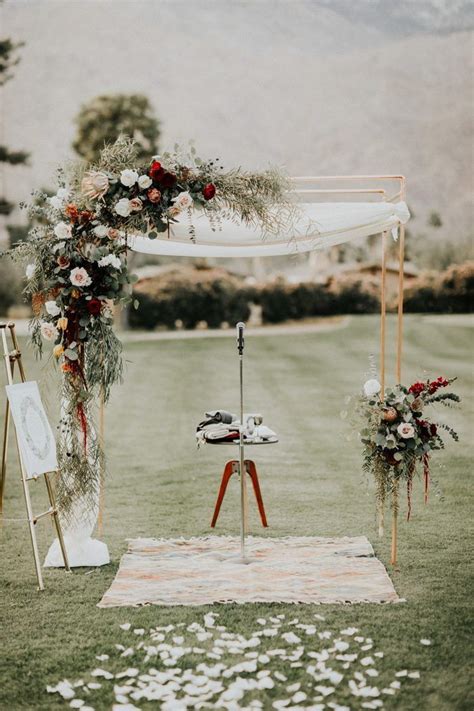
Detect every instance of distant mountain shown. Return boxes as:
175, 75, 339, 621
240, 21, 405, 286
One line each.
319, 0, 474, 36
1, 0, 473, 250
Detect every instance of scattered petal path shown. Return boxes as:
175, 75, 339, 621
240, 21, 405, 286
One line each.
46, 613, 425, 709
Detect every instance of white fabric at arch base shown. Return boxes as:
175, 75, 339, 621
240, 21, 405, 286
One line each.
128, 201, 410, 258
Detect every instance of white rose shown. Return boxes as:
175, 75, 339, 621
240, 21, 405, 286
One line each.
363, 379, 381, 398
48, 196, 62, 210
25, 264, 36, 279
54, 221, 72, 240
98, 254, 122, 270
138, 174, 152, 189
120, 169, 139, 187
40, 321, 59, 341
94, 225, 109, 238
45, 300, 61, 317
70, 267, 92, 288
115, 198, 132, 217
56, 188, 69, 200
397, 422, 415, 439
172, 191, 193, 210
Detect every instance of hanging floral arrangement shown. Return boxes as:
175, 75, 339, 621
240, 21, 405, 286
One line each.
3, 137, 297, 515
357, 376, 460, 528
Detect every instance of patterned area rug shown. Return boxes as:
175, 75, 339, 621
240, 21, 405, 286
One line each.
98, 536, 399, 607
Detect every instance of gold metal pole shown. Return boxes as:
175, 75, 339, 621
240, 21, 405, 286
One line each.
97, 389, 105, 536
396, 178, 406, 384
390, 480, 399, 567
380, 231, 387, 398
1, 326, 44, 590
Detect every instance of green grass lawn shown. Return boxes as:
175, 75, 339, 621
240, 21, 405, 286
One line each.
1, 315, 473, 710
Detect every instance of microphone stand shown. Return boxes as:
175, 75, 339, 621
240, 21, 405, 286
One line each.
236, 322, 248, 561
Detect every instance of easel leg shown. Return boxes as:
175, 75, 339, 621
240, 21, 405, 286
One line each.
21, 475, 44, 590
44, 473, 70, 571
0, 399, 10, 517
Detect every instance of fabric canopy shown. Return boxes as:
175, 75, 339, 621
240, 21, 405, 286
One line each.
128, 201, 410, 258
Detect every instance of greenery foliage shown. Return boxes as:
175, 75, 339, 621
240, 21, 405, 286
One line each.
72, 94, 161, 164
404, 261, 474, 313
1, 138, 296, 514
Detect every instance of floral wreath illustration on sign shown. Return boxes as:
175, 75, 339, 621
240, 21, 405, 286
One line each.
20, 395, 52, 462
5, 137, 297, 514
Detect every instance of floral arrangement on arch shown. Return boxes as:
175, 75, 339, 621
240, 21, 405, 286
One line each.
4, 137, 296, 514
357, 375, 460, 528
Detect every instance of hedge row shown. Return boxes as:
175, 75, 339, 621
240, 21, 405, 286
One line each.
130, 261, 474, 330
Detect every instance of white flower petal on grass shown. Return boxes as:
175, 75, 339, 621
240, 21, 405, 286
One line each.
257, 618, 266, 625
382, 687, 396, 695
263, 628, 278, 637
272, 699, 291, 708
318, 631, 332, 640
395, 670, 408, 677
420, 639, 432, 646
390, 681, 401, 689
340, 627, 359, 636
95, 654, 109, 661
274, 672, 287, 682
292, 691, 307, 703
365, 669, 379, 677
315, 685, 335, 697
374, 652, 384, 658
281, 632, 300, 644
408, 671, 420, 679
133, 628, 145, 636
333, 640, 349, 652
286, 683, 300, 692
361, 656, 375, 666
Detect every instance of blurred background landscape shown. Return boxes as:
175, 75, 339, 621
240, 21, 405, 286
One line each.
1, 0, 473, 326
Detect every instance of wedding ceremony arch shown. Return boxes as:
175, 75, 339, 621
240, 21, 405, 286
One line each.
7, 140, 440, 578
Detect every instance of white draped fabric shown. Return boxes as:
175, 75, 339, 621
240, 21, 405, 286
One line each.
128, 201, 410, 258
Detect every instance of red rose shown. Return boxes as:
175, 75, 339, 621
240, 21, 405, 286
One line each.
409, 381, 425, 396
149, 161, 164, 182
147, 188, 162, 203
57, 255, 70, 269
161, 171, 177, 188
203, 183, 216, 200
86, 298, 102, 316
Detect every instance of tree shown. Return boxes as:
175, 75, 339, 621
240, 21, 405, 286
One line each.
72, 94, 161, 164
428, 211, 443, 228
0, 37, 29, 216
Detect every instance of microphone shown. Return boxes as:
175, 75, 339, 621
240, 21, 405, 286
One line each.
236, 322, 245, 355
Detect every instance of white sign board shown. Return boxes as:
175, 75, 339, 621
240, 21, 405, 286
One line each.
6, 381, 58, 479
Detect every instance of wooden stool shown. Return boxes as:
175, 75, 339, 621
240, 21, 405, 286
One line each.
211, 459, 268, 528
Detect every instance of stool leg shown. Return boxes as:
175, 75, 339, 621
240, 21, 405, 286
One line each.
211, 460, 235, 528
245, 460, 268, 527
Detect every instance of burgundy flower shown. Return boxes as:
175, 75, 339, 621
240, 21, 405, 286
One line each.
57, 255, 70, 269
161, 171, 177, 188
409, 381, 425, 396
86, 298, 102, 316
149, 160, 164, 182
203, 183, 216, 200
428, 377, 449, 394
147, 188, 162, 203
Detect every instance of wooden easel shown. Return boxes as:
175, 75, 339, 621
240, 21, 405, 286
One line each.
0, 322, 70, 590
